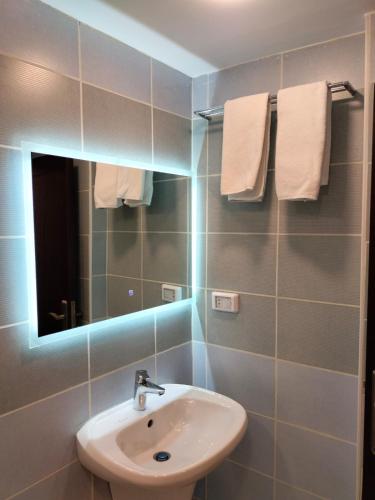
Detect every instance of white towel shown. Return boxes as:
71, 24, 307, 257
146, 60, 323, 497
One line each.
94, 163, 122, 208
221, 93, 271, 202
275, 81, 332, 201
125, 171, 154, 207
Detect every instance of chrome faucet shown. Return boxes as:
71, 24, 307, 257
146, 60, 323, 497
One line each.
133, 369, 165, 411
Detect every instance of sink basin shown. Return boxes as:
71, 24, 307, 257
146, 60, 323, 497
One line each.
77, 384, 247, 500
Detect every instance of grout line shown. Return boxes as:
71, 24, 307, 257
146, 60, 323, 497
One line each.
205, 31, 365, 78
0, 381, 89, 420
90, 353, 157, 383
5, 460, 79, 500
107, 274, 188, 288
275, 479, 329, 500
0, 320, 29, 331
0, 144, 22, 151
276, 419, 357, 446
206, 340, 359, 376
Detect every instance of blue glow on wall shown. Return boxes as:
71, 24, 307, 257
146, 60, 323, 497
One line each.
22, 141, 195, 348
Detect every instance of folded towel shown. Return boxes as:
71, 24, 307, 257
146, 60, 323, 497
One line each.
94, 163, 122, 208
221, 92, 271, 202
275, 81, 332, 201
125, 170, 154, 207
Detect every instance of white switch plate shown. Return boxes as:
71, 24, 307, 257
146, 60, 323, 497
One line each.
162, 284, 182, 302
212, 291, 239, 313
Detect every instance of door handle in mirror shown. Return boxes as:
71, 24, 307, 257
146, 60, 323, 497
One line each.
48, 312, 65, 320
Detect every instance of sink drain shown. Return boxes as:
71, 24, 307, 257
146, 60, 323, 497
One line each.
153, 451, 171, 462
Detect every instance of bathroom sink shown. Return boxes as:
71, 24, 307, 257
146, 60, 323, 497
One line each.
77, 384, 247, 500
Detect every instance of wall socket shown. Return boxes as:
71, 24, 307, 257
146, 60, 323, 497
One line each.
212, 291, 239, 313
162, 284, 182, 302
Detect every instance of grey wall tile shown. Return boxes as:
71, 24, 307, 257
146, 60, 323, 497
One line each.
196, 233, 206, 289
278, 299, 359, 374
80, 278, 90, 323
152, 60, 192, 118
278, 235, 361, 305
92, 196, 108, 232
78, 190, 90, 235
0, 149, 25, 236
107, 231, 141, 278
283, 34, 365, 89
207, 293, 275, 356
80, 24, 151, 103
74, 160, 90, 191
92, 232, 106, 275
108, 205, 141, 231
156, 342, 192, 385
142, 280, 189, 309
0, 0, 79, 77
279, 164, 362, 234
207, 460, 273, 500
12, 462, 91, 500
207, 120, 223, 174
330, 97, 364, 164
90, 314, 154, 377
197, 176, 207, 234
83, 84, 152, 161
107, 276, 142, 317
192, 341, 207, 388
193, 119, 208, 175
0, 55, 81, 148
207, 234, 276, 295
276, 482, 325, 500
153, 108, 191, 170
143, 233, 188, 285
0, 384, 89, 499
231, 412, 275, 476
277, 361, 357, 441
79, 235, 89, 279
276, 423, 356, 500
0, 238, 28, 326
144, 178, 188, 232
92, 276, 107, 320
94, 477, 112, 500
208, 173, 277, 233
91, 356, 155, 416
207, 344, 275, 416
192, 75, 209, 115
209, 55, 281, 107
0, 324, 88, 415
156, 303, 191, 352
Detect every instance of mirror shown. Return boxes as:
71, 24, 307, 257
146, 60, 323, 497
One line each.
31, 154, 191, 337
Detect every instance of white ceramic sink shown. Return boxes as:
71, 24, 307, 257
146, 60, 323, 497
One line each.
77, 384, 247, 500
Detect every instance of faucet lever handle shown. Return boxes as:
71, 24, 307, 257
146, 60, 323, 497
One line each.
135, 369, 150, 384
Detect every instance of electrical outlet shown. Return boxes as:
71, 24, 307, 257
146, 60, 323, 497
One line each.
212, 291, 239, 313
162, 284, 182, 303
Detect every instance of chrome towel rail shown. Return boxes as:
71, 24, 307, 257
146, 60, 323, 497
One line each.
194, 81, 356, 120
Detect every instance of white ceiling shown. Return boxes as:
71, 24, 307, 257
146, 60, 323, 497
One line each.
42, 0, 375, 77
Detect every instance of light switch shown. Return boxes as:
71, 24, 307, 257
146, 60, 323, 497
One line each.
212, 291, 239, 313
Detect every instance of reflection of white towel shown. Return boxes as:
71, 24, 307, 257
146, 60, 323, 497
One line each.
125, 171, 153, 207
275, 81, 332, 201
117, 167, 145, 201
221, 93, 271, 202
94, 163, 122, 208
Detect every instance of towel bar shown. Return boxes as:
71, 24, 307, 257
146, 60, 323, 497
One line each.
194, 80, 356, 120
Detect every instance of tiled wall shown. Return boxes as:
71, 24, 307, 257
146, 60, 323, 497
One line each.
0, 0, 192, 498
192, 32, 368, 500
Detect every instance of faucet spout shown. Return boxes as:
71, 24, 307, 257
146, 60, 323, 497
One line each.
133, 370, 165, 410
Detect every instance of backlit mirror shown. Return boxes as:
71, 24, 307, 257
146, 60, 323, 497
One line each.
31, 154, 191, 337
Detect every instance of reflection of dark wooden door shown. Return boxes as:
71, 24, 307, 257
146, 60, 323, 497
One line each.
32, 155, 79, 336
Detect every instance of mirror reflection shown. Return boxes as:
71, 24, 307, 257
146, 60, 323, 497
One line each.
31, 154, 191, 337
